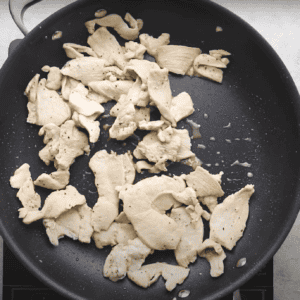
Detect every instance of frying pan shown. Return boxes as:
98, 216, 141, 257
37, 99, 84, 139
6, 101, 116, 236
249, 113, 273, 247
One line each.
1, 0, 300, 299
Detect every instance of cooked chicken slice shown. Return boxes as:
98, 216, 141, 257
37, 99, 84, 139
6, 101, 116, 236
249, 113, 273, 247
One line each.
138, 120, 164, 131
155, 45, 201, 75
109, 101, 137, 140
139, 33, 170, 57
209, 185, 255, 250
133, 129, 194, 167
77, 203, 93, 243
43, 209, 80, 246
119, 175, 186, 250
89, 150, 135, 232
87, 27, 126, 69
124, 41, 146, 60
38, 123, 60, 166
148, 68, 176, 127
60, 57, 108, 85
209, 49, 231, 60
22, 185, 86, 224
69, 85, 104, 117
88, 80, 134, 104
10, 163, 31, 189
127, 262, 190, 291
43, 203, 93, 246
168, 92, 195, 122
170, 207, 204, 267
123, 59, 161, 84
25, 73, 40, 104
54, 120, 90, 170
72, 112, 100, 143
135, 160, 167, 174
63, 43, 97, 59
93, 222, 137, 249
61, 76, 81, 101
41, 66, 63, 90
174, 129, 195, 161
115, 211, 130, 224
10, 164, 41, 219
103, 238, 153, 282
183, 166, 224, 198
85, 13, 143, 40
198, 239, 226, 277
34, 169, 70, 190
29, 78, 71, 126
194, 65, 223, 83
193, 54, 227, 69
134, 107, 151, 123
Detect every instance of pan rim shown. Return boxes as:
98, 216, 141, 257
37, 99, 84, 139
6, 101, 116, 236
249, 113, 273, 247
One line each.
1, 0, 300, 299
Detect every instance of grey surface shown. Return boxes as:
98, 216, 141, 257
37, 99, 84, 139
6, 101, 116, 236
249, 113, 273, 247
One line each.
0, 1, 300, 300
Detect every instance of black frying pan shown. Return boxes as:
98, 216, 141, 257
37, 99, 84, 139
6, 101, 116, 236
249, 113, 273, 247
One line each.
1, 0, 300, 299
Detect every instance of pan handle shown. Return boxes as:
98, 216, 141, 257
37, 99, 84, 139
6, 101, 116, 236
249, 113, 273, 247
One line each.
9, 0, 43, 36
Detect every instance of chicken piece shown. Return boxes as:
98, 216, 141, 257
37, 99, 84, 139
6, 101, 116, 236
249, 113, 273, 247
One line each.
169, 92, 195, 122
135, 160, 167, 174
86, 13, 143, 40
89, 150, 135, 232
43, 203, 93, 246
148, 68, 176, 127
77, 203, 93, 243
155, 45, 201, 75
87, 27, 127, 69
28, 78, 71, 126
183, 166, 224, 198
88, 80, 134, 104
209, 185, 255, 250
25, 73, 40, 104
10, 164, 41, 218
60, 57, 108, 85
10, 163, 31, 189
34, 169, 70, 190
22, 185, 86, 224
194, 65, 223, 83
109, 101, 137, 140
72, 112, 100, 143
123, 59, 161, 84
69, 85, 105, 117
127, 262, 190, 291
54, 120, 90, 170
170, 207, 204, 267
186, 203, 210, 223
61, 76, 81, 101
38, 124, 60, 166
198, 239, 226, 277
115, 211, 130, 224
134, 107, 151, 123
133, 128, 194, 167
193, 54, 227, 69
103, 238, 153, 282
139, 33, 170, 56
138, 120, 165, 131
92, 222, 137, 249
124, 41, 147, 60
209, 49, 231, 60
41, 66, 63, 90
119, 175, 186, 250
43, 209, 80, 246
63, 43, 97, 59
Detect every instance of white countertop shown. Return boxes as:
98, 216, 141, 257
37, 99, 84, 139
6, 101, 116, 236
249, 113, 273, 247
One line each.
1, 1, 300, 299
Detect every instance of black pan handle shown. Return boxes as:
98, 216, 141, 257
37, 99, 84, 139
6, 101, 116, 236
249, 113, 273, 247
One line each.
9, 0, 43, 36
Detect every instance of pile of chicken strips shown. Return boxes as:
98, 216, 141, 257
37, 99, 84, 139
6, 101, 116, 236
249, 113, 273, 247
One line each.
9, 11, 254, 291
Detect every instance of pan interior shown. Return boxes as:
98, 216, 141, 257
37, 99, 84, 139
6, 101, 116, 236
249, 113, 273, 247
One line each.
0, 0, 300, 299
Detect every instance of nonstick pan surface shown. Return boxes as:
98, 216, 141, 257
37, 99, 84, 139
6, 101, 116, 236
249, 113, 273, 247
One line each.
1, 0, 300, 299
